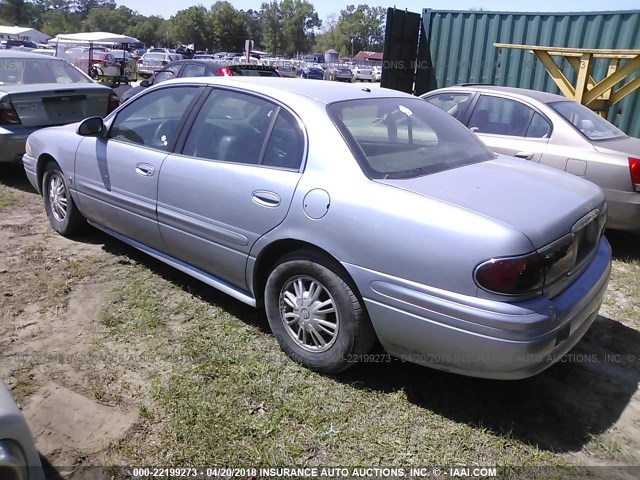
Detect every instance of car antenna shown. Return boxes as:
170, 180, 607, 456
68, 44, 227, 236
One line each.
361, 87, 371, 92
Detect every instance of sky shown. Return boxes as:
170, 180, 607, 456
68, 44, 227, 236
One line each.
116, 0, 640, 22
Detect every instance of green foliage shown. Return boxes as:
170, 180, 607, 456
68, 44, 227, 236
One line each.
315, 4, 386, 57
259, 0, 320, 57
83, 5, 133, 33
0, 0, 384, 58
169, 5, 211, 50
209, 1, 245, 52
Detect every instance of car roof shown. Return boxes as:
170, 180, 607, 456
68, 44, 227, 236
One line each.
161, 76, 413, 104
441, 84, 568, 104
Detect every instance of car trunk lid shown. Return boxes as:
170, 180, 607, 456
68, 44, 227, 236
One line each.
591, 135, 640, 157
2, 83, 111, 127
376, 155, 605, 249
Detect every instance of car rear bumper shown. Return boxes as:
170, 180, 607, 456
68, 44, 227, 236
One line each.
604, 188, 640, 231
344, 236, 611, 380
0, 126, 39, 163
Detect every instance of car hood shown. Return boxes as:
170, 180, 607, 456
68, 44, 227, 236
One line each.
376, 155, 605, 249
591, 135, 640, 157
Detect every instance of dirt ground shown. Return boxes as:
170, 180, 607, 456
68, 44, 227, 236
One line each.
1, 163, 639, 479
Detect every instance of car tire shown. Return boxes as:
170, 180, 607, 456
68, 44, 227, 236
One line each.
42, 162, 85, 237
265, 251, 376, 374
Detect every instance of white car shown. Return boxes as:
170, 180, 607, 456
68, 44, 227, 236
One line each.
353, 65, 373, 82
372, 65, 382, 82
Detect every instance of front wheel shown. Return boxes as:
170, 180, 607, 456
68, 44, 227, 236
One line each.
265, 252, 376, 374
42, 162, 85, 236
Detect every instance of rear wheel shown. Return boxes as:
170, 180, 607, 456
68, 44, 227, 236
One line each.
265, 251, 376, 374
42, 162, 85, 237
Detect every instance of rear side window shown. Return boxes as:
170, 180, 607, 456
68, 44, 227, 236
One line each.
468, 95, 537, 137
182, 90, 276, 164
328, 98, 494, 179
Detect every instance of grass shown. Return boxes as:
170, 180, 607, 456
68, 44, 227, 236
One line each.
95, 266, 570, 469
88, 240, 640, 474
0, 186, 16, 209
1, 172, 637, 475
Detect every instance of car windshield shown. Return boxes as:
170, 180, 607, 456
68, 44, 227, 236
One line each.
549, 101, 626, 141
0, 58, 91, 84
144, 53, 165, 60
329, 98, 495, 179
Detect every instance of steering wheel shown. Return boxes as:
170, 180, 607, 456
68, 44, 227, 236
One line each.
152, 120, 179, 149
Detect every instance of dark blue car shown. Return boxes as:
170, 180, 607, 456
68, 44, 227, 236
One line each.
303, 66, 325, 80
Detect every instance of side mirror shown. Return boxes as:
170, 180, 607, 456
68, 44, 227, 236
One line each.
140, 79, 150, 87
77, 116, 104, 136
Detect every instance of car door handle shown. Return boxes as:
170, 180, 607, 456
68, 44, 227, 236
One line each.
135, 163, 155, 177
515, 152, 534, 160
252, 190, 281, 208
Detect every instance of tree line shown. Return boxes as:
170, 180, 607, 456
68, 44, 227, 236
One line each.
0, 0, 386, 57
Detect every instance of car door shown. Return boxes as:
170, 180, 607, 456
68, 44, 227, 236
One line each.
465, 94, 551, 162
74, 85, 202, 250
157, 88, 305, 290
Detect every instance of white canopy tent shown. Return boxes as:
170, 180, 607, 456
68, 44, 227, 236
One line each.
52, 32, 140, 46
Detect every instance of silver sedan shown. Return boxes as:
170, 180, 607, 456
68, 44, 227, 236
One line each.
23, 78, 611, 379
421, 85, 640, 231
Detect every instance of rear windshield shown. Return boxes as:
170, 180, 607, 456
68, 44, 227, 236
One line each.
144, 53, 165, 60
328, 98, 495, 179
0, 58, 91, 84
233, 67, 280, 77
550, 101, 626, 141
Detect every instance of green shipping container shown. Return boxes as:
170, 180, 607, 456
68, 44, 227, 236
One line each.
385, 9, 640, 137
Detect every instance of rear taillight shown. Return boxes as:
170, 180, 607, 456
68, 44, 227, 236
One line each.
107, 93, 119, 114
629, 157, 640, 192
475, 209, 605, 296
0, 98, 20, 124
216, 67, 235, 76
474, 253, 544, 295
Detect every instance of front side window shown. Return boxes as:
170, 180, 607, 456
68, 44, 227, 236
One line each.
550, 101, 626, 141
468, 95, 538, 137
109, 86, 199, 150
423, 92, 472, 121
328, 98, 494, 179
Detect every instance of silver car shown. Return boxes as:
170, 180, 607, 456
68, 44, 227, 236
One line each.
23, 78, 611, 379
0, 381, 45, 480
421, 85, 640, 231
137, 52, 173, 77
0, 50, 119, 163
